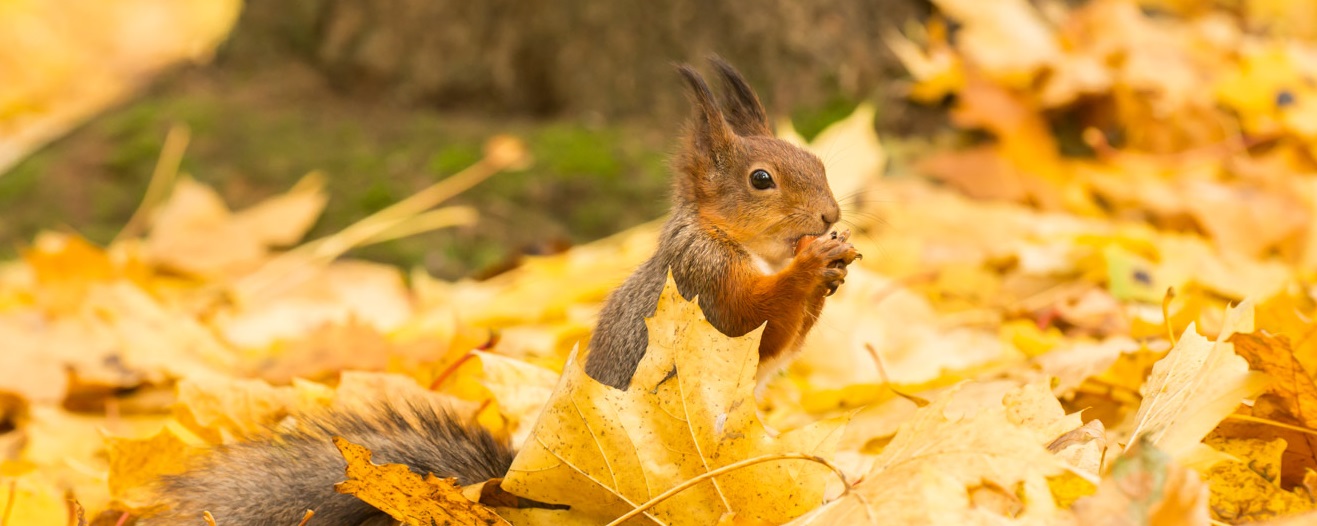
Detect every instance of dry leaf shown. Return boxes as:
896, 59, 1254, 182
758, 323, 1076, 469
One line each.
501, 277, 845, 525
106, 426, 202, 511
1202, 436, 1317, 522
0, 0, 240, 174
790, 383, 1069, 525
334, 437, 509, 526
214, 260, 414, 349
1125, 301, 1270, 459
472, 351, 559, 445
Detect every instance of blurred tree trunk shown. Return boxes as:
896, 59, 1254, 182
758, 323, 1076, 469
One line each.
232, 0, 930, 124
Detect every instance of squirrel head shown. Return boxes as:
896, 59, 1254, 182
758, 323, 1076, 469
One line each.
673, 58, 841, 269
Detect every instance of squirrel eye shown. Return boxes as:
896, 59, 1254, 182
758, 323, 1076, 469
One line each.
750, 169, 775, 190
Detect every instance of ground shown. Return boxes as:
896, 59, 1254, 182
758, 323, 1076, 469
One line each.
0, 52, 863, 279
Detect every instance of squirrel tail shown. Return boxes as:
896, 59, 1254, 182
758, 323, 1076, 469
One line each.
141, 402, 515, 526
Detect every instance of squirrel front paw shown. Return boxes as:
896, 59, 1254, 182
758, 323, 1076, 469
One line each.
793, 230, 860, 296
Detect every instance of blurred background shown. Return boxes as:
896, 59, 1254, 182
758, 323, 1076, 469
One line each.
0, 0, 939, 279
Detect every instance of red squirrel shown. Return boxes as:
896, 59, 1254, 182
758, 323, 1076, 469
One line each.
142, 58, 857, 525
586, 58, 857, 388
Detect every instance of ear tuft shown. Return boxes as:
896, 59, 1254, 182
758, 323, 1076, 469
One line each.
708, 56, 772, 137
675, 63, 735, 156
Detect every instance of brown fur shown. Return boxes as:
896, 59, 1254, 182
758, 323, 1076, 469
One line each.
585, 58, 857, 389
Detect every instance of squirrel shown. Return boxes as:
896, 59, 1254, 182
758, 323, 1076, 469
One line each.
141, 58, 857, 525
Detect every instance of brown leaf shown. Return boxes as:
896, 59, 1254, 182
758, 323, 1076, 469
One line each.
1231, 331, 1317, 429
334, 437, 508, 526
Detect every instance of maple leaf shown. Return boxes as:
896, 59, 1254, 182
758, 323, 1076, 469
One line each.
1125, 301, 1270, 460
0, 0, 240, 174
1231, 330, 1317, 431
789, 382, 1071, 525
106, 426, 203, 512
1202, 436, 1317, 522
500, 277, 845, 525
334, 437, 509, 526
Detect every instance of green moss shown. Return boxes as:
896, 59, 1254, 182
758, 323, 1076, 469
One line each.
791, 94, 861, 141
0, 66, 854, 277
426, 145, 482, 176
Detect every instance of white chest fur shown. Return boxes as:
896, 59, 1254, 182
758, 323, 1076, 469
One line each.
748, 251, 787, 275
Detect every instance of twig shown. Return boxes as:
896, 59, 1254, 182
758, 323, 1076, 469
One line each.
2, 480, 15, 526
115, 124, 190, 242
231, 142, 512, 303
295, 510, 315, 526
603, 453, 851, 526
864, 343, 929, 407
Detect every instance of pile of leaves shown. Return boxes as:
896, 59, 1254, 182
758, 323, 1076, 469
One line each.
9, 0, 1317, 524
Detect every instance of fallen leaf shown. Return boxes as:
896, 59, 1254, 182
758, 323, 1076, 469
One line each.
333, 437, 508, 526
789, 383, 1069, 525
214, 260, 414, 349
1202, 436, 1317, 522
472, 351, 559, 446
1125, 300, 1270, 459
230, 173, 328, 247
0, 0, 240, 174
501, 277, 845, 525
1231, 331, 1317, 430
106, 426, 202, 512
932, 0, 1061, 87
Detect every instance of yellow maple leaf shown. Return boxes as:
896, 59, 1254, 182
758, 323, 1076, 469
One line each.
106, 426, 203, 512
333, 437, 509, 526
789, 383, 1070, 524
173, 376, 334, 444
500, 277, 845, 525
0, 473, 68, 526
1126, 301, 1270, 460
1203, 436, 1317, 522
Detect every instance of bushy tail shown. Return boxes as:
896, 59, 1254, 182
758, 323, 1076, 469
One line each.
142, 402, 514, 526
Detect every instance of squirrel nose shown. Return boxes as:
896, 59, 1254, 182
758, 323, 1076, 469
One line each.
821, 206, 839, 226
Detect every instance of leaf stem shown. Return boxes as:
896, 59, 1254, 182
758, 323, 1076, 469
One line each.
1226, 414, 1317, 437
603, 453, 850, 526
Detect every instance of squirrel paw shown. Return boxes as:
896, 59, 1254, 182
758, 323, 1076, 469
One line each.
794, 230, 860, 296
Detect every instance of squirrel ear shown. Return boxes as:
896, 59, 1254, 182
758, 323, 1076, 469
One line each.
708, 56, 772, 137
676, 64, 736, 156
